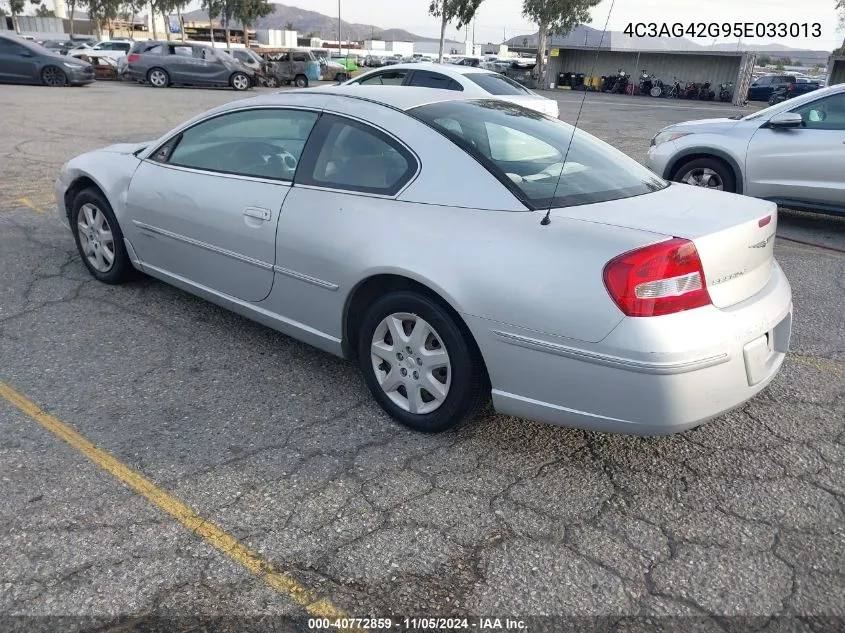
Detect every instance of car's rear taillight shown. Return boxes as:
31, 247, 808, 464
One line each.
127, 54, 141, 62
603, 238, 712, 317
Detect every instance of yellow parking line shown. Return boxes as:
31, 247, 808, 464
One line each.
0, 381, 354, 624
13, 197, 43, 214
789, 355, 844, 377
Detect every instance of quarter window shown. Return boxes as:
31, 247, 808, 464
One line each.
298, 115, 416, 195
154, 109, 319, 181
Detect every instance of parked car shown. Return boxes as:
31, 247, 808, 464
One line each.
223, 47, 264, 73
259, 48, 322, 87
344, 62, 559, 117
41, 40, 77, 56
0, 33, 94, 86
647, 83, 845, 216
55, 86, 792, 435
768, 79, 820, 104
118, 39, 167, 78
746, 74, 800, 101
331, 54, 359, 72
318, 58, 350, 83
67, 39, 132, 62
124, 42, 255, 90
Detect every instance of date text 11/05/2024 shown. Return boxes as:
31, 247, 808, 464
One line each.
308, 617, 527, 630
624, 22, 822, 39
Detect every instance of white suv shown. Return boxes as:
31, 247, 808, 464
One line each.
68, 39, 132, 62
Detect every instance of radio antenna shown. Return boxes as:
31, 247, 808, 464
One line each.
541, 0, 616, 226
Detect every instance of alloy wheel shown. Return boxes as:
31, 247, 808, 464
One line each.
680, 167, 724, 190
42, 66, 66, 87
232, 73, 250, 90
370, 312, 451, 415
149, 69, 168, 87
77, 203, 115, 273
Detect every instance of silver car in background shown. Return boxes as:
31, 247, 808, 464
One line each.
344, 62, 560, 118
54, 87, 791, 436
647, 83, 845, 216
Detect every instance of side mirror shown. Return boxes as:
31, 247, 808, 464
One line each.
767, 112, 803, 129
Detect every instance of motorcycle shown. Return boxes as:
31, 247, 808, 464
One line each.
663, 79, 683, 98
610, 68, 629, 94
638, 70, 652, 96
649, 77, 665, 97
697, 82, 715, 100
683, 82, 700, 99
718, 82, 733, 102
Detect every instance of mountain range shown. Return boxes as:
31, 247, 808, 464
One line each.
183, 3, 832, 64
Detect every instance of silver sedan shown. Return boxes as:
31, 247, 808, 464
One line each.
55, 86, 793, 435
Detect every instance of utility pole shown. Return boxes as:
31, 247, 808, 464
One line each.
338, 0, 342, 56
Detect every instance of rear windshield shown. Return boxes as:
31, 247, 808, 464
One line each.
465, 72, 530, 95
410, 99, 667, 209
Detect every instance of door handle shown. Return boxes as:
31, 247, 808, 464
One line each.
243, 207, 271, 221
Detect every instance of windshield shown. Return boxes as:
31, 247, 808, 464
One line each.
410, 100, 667, 209
465, 72, 530, 95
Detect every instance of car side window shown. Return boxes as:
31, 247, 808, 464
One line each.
791, 94, 845, 131
359, 70, 408, 86
152, 109, 320, 181
146, 44, 164, 55
172, 45, 193, 57
292, 53, 308, 62
408, 70, 463, 91
298, 115, 416, 195
0, 40, 21, 54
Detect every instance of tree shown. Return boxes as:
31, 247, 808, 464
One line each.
283, 20, 294, 30
7, 0, 27, 33
201, 0, 221, 44
234, 0, 273, 47
66, 0, 81, 36
35, 4, 55, 16
837, 0, 844, 53
429, 1, 484, 63
522, 0, 600, 88
757, 55, 771, 66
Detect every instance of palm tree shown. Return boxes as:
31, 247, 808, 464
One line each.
284, 21, 295, 31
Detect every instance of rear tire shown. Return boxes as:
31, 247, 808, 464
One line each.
147, 67, 169, 88
672, 157, 736, 193
357, 291, 487, 433
294, 74, 308, 88
336, 73, 348, 83
41, 65, 67, 87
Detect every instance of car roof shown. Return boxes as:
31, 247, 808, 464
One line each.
253, 85, 481, 111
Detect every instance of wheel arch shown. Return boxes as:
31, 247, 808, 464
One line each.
664, 148, 744, 194
63, 175, 110, 226
341, 273, 488, 381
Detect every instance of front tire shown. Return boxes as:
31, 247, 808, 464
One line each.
147, 67, 169, 88
672, 157, 736, 193
293, 74, 308, 88
71, 188, 135, 284
336, 73, 348, 83
357, 291, 487, 433
230, 71, 251, 91
41, 65, 67, 87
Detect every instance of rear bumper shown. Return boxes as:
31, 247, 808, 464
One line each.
466, 260, 793, 435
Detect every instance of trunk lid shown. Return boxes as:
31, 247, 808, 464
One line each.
554, 183, 778, 309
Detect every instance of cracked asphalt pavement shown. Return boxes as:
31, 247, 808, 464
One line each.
1, 82, 844, 630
